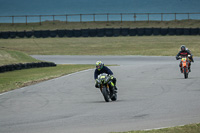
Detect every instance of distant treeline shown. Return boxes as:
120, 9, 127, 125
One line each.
0, 28, 200, 39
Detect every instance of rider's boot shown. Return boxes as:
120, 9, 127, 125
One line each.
180, 67, 183, 73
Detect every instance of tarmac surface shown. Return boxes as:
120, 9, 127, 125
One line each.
1, 55, 200, 133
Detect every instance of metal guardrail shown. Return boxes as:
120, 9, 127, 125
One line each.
0, 13, 200, 25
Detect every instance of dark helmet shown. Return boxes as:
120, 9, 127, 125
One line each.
181, 45, 186, 51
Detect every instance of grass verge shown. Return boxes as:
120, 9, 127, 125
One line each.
0, 49, 40, 66
111, 123, 200, 133
0, 64, 94, 93
1, 36, 200, 56
0, 20, 200, 31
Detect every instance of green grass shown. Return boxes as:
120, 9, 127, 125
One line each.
0, 20, 200, 31
0, 64, 94, 93
0, 49, 40, 66
112, 123, 200, 133
1, 36, 200, 56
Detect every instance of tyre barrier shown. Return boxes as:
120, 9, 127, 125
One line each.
113, 28, 121, 37
97, 29, 105, 37
81, 29, 89, 37
0, 28, 199, 39
0, 62, 56, 73
121, 28, 129, 36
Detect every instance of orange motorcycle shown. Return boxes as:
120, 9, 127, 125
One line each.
177, 56, 190, 79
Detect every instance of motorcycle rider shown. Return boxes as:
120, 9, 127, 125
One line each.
176, 45, 194, 72
94, 61, 117, 94
186, 47, 194, 62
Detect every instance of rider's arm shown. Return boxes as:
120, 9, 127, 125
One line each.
176, 51, 181, 60
94, 70, 98, 80
104, 66, 113, 75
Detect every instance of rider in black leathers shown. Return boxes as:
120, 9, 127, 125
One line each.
176, 45, 194, 72
94, 61, 117, 93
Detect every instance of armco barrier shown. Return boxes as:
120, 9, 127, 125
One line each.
0, 62, 56, 73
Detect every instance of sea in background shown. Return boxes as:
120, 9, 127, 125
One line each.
0, 0, 200, 23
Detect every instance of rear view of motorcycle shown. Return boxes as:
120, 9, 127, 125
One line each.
96, 73, 117, 102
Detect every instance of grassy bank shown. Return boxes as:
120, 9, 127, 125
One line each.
0, 64, 94, 93
0, 49, 40, 66
112, 123, 200, 133
0, 36, 200, 57
0, 20, 200, 31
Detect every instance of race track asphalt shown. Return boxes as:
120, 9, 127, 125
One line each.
0, 56, 200, 133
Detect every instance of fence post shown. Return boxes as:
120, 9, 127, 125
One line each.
161, 13, 163, 21
26, 16, 28, 25
147, 13, 150, 22
188, 13, 190, 21
134, 13, 136, 22
40, 15, 42, 25
12, 16, 14, 25
121, 13, 122, 23
107, 13, 109, 22
175, 13, 176, 21
53, 15, 55, 24
66, 15, 68, 23
80, 14, 82, 22
93, 14, 95, 22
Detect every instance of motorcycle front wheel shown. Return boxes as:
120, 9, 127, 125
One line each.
184, 67, 188, 79
101, 87, 110, 102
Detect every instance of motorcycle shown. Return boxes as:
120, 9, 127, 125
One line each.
177, 56, 190, 79
96, 73, 117, 102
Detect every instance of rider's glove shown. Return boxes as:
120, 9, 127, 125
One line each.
176, 56, 179, 60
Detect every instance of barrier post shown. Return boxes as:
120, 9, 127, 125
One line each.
12, 16, 14, 25
175, 13, 176, 21
80, 14, 82, 22
53, 15, 55, 24
26, 16, 28, 25
40, 15, 42, 25
121, 13, 122, 23
93, 14, 95, 22
107, 13, 109, 22
66, 15, 68, 23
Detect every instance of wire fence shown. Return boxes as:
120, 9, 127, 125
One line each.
0, 12, 200, 25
